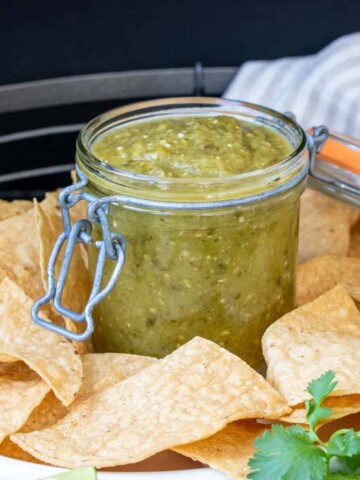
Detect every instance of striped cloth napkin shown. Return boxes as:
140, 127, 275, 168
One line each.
224, 33, 360, 138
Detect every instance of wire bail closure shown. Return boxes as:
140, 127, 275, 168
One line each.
31, 166, 127, 342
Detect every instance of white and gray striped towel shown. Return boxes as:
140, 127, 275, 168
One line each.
224, 32, 360, 138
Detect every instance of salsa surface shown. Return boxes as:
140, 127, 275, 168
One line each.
92, 115, 292, 177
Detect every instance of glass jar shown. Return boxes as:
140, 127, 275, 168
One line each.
76, 97, 308, 367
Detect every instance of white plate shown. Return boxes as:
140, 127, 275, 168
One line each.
0, 454, 228, 480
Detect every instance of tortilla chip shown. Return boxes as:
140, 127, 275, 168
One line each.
0, 208, 44, 300
0, 437, 41, 463
280, 395, 360, 425
23, 353, 157, 431
26, 353, 157, 428
0, 363, 50, 444
0, 266, 5, 281
76, 353, 157, 405
0, 205, 64, 329
263, 285, 360, 406
12, 337, 290, 468
0, 294, 17, 362
34, 200, 92, 353
296, 255, 360, 306
174, 421, 267, 480
1, 353, 156, 462
0, 354, 18, 362
0, 199, 33, 222
349, 219, 360, 258
0, 276, 82, 406
298, 189, 359, 263
0, 201, 64, 303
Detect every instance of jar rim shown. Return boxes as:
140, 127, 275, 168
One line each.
77, 97, 307, 186
76, 97, 309, 205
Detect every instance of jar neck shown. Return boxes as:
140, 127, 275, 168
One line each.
76, 97, 309, 203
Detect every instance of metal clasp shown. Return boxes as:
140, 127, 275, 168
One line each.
31, 166, 127, 342
307, 125, 330, 182
307, 126, 360, 207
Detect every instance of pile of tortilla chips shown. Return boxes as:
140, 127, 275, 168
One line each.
0, 184, 360, 480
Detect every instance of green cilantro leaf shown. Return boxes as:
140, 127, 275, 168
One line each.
248, 424, 328, 480
328, 430, 360, 459
307, 371, 338, 406
247, 370, 360, 480
305, 399, 333, 433
329, 455, 360, 476
305, 371, 337, 435
323, 475, 360, 479
344, 454, 360, 473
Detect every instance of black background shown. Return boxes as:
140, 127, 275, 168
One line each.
1, 0, 359, 85
0, 0, 359, 197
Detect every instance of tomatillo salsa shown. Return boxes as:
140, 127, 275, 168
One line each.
92, 116, 292, 177
81, 107, 305, 368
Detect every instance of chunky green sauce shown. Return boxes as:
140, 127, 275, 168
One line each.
92, 116, 292, 177
87, 114, 301, 367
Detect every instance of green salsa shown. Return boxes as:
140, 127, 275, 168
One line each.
92, 116, 292, 177
84, 113, 303, 367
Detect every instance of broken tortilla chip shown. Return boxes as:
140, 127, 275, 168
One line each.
0, 363, 50, 445
298, 189, 359, 263
280, 395, 360, 426
0, 199, 33, 222
0, 276, 82, 406
263, 285, 360, 406
296, 255, 360, 306
0, 208, 44, 300
174, 421, 267, 480
11, 337, 290, 469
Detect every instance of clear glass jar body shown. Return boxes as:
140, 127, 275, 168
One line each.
77, 98, 308, 367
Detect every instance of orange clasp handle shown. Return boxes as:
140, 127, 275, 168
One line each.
314, 130, 360, 176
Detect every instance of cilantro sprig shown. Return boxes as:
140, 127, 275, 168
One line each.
248, 371, 360, 479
